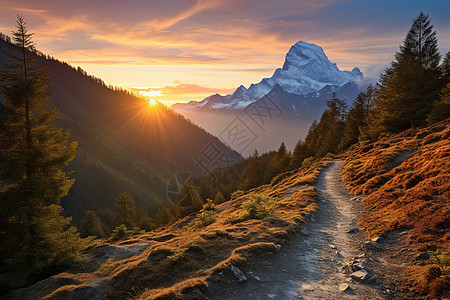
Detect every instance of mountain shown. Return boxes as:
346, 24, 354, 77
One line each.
0, 39, 241, 224
172, 41, 366, 155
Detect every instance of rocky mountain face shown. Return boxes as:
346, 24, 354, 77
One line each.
172, 41, 366, 155
0, 39, 241, 223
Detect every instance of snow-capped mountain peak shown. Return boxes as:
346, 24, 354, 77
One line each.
282, 41, 329, 70
172, 40, 363, 111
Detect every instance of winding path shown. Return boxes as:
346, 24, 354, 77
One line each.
209, 161, 385, 299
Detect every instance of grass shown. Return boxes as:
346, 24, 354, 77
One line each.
341, 118, 450, 298
17, 155, 333, 299
109, 157, 330, 299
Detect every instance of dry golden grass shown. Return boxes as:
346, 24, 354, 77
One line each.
341, 118, 450, 298
94, 158, 331, 299
13, 157, 331, 299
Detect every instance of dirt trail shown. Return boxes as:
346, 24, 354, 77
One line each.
208, 161, 386, 299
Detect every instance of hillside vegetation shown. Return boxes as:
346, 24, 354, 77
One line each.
341, 119, 450, 297
6, 158, 331, 299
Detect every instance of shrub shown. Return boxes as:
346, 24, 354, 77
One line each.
187, 211, 216, 229
343, 160, 363, 173
241, 194, 277, 219
429, 250, 450, 278
110, 224, 144, 241
110, 224, 128, 240
302, 157, 316, 168
196, 211, 216, 226
202, 199, 215, 211
231, 190, 244, 199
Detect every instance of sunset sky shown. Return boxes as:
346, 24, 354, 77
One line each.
0, 0, 449, 106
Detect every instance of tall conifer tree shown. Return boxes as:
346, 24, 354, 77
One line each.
0, 16, 82, 292
365, 12, 444, 137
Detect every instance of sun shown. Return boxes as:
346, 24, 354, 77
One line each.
147, 98, 157, 106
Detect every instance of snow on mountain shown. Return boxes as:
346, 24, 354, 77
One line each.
172, 40, 363, 112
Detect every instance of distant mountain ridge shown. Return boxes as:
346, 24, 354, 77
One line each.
0, 39, 241, 223
172, 41, 366, 155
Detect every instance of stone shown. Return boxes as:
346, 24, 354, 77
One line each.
351, 260, 368, 272
366, 275, 377, 285
347, 227, 359, 234
300, 229, 310, 236
230, 264, 247, 283
350, 270, 370, 283
310, 217, 316, 222
248, 271, 261, 281
371, 237, 381, 243
339, 283, 352, 292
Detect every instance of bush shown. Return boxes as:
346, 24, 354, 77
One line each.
302, 157, 316, 168
241, 194, 277, 219
202, 199, 215, 211
188, 211, 216, 228
343, 160, 363, 173
110, 224, 128, 240
110, 224, 144, 241
429, 250, 450, 278
231, 190, 244, 199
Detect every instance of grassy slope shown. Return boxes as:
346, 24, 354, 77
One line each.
341, 118, 450, 297
19, 159, 330, 300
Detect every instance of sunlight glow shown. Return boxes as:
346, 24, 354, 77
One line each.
139, 90, 162, 97
148, 98, 158, 106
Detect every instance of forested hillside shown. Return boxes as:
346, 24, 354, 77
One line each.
0, 38, 240, 224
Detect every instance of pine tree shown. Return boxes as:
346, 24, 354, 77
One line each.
366, 12, 444, 136
115, 192, 137, 228
239, 149, 264, 190
427, 83, 450, 123
289, 139, 310, 169
214, 191, 226, 204
79, 210, 106, 238
441, 51, 450, 82
0, 16, 82, 292
264, 142, 290, 182
338, 85, 375, 150
317, 94, 347, 156
403, 12, 441, 69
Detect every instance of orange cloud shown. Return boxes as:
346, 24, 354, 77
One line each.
1, 0, 448, 103
129, 82, 236, 106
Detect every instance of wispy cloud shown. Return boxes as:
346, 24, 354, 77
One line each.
0, 0, 448, 103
